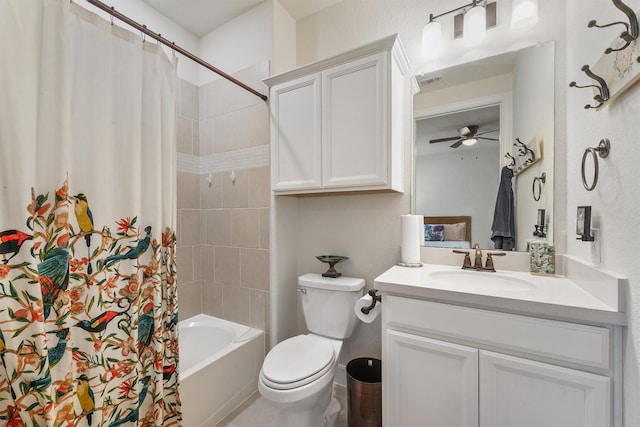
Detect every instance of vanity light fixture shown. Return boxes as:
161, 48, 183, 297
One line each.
422, 0, 539, 58
422, 14, 444, 58
422, 0, 494, 57
511, 0, 539, 31
464, 1, 488, 40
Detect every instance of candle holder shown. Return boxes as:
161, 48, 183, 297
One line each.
316, 255, 349, 278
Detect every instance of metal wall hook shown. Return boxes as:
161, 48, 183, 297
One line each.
587, 0, 639, 54
569, 65, 610, 109
360, 290, 381, 315
504, 153, 516, 168
581, 138, 611, 191
532, 172, 546, 201
514, 138, 536, 164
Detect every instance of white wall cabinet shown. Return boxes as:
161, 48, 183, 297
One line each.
382, 295, 620, 427
269, 73, 322, 191
265, 34, 413, 195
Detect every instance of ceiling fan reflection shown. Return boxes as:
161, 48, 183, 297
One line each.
429, 125, 499, 148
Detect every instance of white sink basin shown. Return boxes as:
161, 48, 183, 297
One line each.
428, 270, 536, 291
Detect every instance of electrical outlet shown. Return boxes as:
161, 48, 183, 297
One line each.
591, 228, 600, 264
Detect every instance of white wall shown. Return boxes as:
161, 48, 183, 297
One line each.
294, 1, 640, 423
415, 73, 514, 111
288, 0, 640, 419
416, 147, 499, 248
292, 0, 566, 351
272, 0, 297, 74
197, 1, 273, 86
566, 1, 640, 425
513, 41, 555, 251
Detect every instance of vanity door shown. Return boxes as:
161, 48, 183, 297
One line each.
479, 350, 610, 427
385, 329, 479, 427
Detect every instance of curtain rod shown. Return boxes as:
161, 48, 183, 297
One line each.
86, 0, 268, 102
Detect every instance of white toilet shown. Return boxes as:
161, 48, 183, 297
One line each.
258, 273, 365, 427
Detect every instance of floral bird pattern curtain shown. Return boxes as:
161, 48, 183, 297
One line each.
0, 181, 180, 426
0, 0, 181, 425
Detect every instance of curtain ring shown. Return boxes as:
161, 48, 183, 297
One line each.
581, 138, 610, 191
532, 172, 546, 201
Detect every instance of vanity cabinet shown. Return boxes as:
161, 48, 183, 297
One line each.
383, 295, 617, 427
264, 34, 413, 195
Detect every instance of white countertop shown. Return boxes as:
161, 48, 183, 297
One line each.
374, 261, 626, 325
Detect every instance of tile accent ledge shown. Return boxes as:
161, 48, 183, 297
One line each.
177, 144, 269, 174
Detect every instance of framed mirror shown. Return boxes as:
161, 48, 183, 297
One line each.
413, 41, 555, 252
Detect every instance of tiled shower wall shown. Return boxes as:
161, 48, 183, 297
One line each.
176, 62, 271, 346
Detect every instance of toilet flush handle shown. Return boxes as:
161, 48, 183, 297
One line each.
297, 287, 307, 295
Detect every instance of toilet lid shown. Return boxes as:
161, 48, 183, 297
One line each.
262, 335, 335, 390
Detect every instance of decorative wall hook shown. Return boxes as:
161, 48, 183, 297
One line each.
587, 0, 638, 54
505, 153, 516, 168
514, 138, 536, 164
581, 138, 611, 191
569, 65, 610, 109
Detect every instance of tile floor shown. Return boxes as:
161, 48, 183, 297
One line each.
216, 384, 348, 427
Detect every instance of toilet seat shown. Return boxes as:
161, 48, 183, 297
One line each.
261, 335, 336, 390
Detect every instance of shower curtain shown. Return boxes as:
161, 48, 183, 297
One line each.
0, 1, 181, 425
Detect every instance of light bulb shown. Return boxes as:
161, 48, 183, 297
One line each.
511, 0, 539, 31
464, 4, 487, 40
463, 137, 478, 146
422, 20, 443, 58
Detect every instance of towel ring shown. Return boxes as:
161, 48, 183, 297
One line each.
533, 172, 546, 201
581, 138, 610, 191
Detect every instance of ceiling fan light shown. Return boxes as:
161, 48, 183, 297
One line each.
463, 137, 478, 146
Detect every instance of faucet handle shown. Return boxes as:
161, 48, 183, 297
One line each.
484, 252, 506, 272
452, 249, 472, 269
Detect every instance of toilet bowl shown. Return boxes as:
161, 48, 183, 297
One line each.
259, 335, 343, 427
258, 274, 365, 427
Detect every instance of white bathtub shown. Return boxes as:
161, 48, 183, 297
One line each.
179, 314, 265, 427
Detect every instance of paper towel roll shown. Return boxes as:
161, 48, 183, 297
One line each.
400, 214, 422, 264
355, 294, 380, 323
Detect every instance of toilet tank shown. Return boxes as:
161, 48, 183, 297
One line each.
298, 273, 365, 339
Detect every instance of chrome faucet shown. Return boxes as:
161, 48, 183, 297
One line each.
453, 244, 506, 272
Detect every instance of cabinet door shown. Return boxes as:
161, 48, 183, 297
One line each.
385, 330, 478, 427
270, 73, 322, 191
322, 52, 388, 188
480, 350, 610, 427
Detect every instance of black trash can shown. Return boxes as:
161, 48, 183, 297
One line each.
346, 357, 382, 427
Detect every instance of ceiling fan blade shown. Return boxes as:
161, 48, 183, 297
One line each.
478, 137, 500, 141
429, 136, 461, 143
476, 129, 499, 136
450, 139, 464, 148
